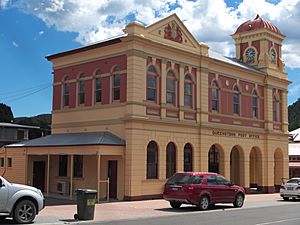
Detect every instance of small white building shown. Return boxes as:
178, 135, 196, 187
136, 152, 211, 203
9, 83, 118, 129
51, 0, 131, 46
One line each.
289, 128, 300, 178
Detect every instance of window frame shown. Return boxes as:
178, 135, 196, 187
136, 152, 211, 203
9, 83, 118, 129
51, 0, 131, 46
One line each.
146, 66, 159, 102
59, 155, 68, 177
252, 90, 258, 118
73, 155, 83, 178
78, 73, 85, 105
184, 143, 193, 172
211, 80, 219, 111
166, 142, 176, 178
233, 85, 240, 115
184, 74, 194, 108
166, 71, 177, 106
95, 77, 102, 103
146, 141, 158, 179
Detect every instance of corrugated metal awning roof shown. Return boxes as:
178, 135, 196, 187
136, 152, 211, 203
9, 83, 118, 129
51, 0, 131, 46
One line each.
0, 122, 40, 129
6, 131, 125, 147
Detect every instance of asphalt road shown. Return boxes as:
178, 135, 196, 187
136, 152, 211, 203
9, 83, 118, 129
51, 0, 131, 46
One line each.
91, 202, 300, 225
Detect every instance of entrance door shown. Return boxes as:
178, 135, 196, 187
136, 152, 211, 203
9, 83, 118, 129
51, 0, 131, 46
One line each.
33, 161, 45, 192
108, 160, 118, 199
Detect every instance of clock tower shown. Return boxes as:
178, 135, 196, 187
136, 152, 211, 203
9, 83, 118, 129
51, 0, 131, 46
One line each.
231, 15, 286, 77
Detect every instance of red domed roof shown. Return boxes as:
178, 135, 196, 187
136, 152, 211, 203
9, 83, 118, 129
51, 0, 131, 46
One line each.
234, 14, 283, 35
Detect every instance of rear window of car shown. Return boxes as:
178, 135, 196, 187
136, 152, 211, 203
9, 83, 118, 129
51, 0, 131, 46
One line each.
287, 179, 300, 184
167, 174, 203, 185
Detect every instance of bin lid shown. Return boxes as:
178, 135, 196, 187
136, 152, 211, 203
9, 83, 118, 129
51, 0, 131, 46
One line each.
76, 189, 97, 194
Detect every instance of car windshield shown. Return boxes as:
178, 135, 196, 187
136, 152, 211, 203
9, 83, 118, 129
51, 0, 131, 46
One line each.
287, 179, 300, 184
167, 174, 193, 185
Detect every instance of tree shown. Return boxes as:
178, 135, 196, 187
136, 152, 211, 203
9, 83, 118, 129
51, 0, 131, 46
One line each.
288, 98, 300, 131
0, 103, 14, 123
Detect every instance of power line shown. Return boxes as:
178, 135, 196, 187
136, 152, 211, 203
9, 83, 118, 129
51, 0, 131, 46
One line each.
0, 82, 51, 96
2, 84, 52, 103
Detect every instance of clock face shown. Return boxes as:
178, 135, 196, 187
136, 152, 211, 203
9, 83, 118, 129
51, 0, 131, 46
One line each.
270, 49, 276, 62
245, 48, 256, 63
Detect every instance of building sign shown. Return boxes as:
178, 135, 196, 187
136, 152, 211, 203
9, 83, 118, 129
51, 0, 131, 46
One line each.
212, 131, 260, 139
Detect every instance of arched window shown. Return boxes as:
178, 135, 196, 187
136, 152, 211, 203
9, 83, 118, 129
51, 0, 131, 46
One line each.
147, 141, 158, 179
63, 76, 69, 106
78, 73, 85, 105
184, 143, 193, 172
166, 142, 176, 178
112, 67, 121, 101
184, 74, 193, 107
95, 69, 102, 103
273, 94, 280, 122
252, 90, 258, 118
211, 80, 219, 111
95, 77, 102, 103
147, 66, 158, 102
166, 71, 177, 105
233, 85, 239, 114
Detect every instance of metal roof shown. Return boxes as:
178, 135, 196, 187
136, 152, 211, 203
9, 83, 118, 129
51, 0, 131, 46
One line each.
0, 122, 40, 129
6, 131, 125, 147
209, 50, 266, 75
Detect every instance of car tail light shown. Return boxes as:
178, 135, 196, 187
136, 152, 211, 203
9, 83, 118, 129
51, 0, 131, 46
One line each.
280, 185, 285, 190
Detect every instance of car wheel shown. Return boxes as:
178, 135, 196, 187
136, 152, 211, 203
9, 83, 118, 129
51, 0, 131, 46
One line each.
197, 195, 210, 210
13, 200, 37, 224
283, 197, 289, 201
233, 193, 244, 208
170, 201, 182, 209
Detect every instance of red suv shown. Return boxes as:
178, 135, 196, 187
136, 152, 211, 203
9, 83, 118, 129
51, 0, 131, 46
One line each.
163, 172, 245, 210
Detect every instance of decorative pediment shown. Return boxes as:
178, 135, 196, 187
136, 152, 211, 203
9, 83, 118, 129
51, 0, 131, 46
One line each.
146, 14, 200, 49
123, 14, 205, 52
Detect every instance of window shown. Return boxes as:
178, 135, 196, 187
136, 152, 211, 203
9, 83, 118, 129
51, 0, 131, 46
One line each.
167, 174, 192, 185
192, 176, 203, 184
211, 81, 219, 111
95, 77, 102, 103
184, 143, 193, 172
216, 176, 230, 185
113, 74, 120, 101
73, 155, 83, 178
17, 130, 25, 140
233, 86, 239, 114
273, 95, 280, 122
184, 75, 193, 107
78, 80, 85, 105
59, 155, 68, 177
252, 90, 258, 118
63, 83, 70, 106
147, 66, 157, 102
206, 176, 217, 185
7, 158, 12, 168
166, 71, 176, 105
147, 141, 158, 179
0, 158, 4, 167
166, 142, 176, 178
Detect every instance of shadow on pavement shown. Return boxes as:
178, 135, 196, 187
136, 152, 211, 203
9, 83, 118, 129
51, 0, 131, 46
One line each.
45, 196, 76, 206
156, 204, 234, 213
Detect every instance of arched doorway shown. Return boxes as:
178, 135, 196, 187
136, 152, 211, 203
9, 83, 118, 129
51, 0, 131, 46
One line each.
274, 148, 284, 191
250, 147, 263, 191
208, 144, 224, 175
230, 146, 244, 185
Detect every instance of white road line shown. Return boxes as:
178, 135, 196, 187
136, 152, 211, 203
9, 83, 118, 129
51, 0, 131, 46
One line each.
256, 218, 300, 225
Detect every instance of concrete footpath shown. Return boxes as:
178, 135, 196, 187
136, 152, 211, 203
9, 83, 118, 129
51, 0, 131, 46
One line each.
1, 194, 298, 225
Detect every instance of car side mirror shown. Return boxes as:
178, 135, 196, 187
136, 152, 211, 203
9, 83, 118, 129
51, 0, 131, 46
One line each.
227, 181, 234, 186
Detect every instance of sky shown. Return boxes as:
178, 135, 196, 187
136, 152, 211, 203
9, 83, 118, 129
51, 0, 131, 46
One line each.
0, 0, 300, 117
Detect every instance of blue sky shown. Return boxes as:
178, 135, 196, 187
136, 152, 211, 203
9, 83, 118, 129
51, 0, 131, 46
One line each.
0, 0, 299, 117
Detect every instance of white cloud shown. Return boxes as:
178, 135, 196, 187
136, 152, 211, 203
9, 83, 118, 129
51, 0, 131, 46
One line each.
0, 0, 9, 8
38, 31, 44, 36
6, 0, 300, 68
12, 41, 18, 47
289, 83, 300, 97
